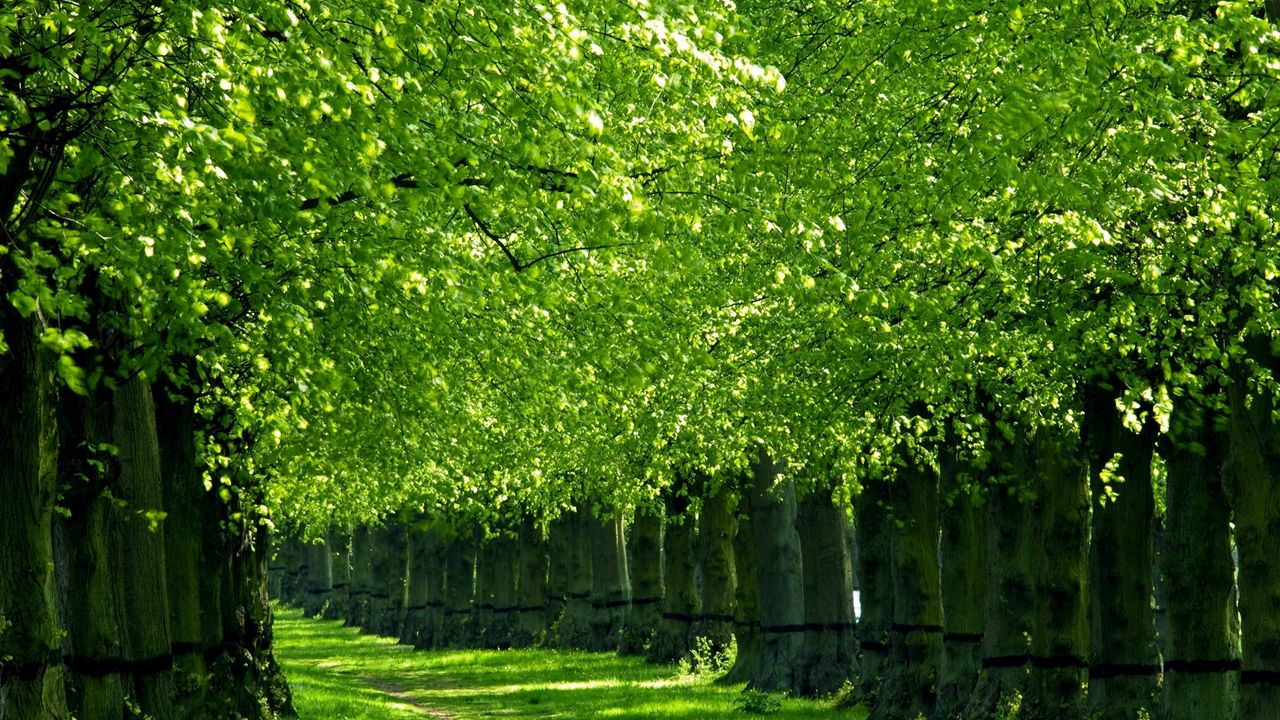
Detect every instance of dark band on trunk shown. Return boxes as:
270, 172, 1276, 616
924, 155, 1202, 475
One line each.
65, 652, 175, 678
983, 654, 1032, 669
406, 604, 429, 611
477, 603, 495, 610
444, 608, 471, 615
944, 632, 984, 643
1030, 655, 1089, 670
517, 605, 546, 612
2, 651, 60, 682
426, 601, 445, 608
566, 591, 591, 600
305, 587, 332, 595
1089, 663, 1162, 679
1240, 669, 1280, 685
630, 597, 662, 607
492, 606, 519, 614
891, 623, 944, 634
663, 612, 696, 623
331, 582, 349, 589
762, 624, 808, 634
1164, 658, 1241, 673
859, 640, 890, 654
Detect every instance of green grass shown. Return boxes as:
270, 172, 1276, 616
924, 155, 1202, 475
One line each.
273, 608, 869, 719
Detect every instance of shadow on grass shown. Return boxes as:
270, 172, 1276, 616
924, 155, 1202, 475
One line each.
274, 607, 869, 719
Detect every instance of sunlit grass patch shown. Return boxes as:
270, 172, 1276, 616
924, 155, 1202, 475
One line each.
274, 608, 869, 719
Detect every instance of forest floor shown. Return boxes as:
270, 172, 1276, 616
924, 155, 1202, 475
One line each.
273, 608, 869, 719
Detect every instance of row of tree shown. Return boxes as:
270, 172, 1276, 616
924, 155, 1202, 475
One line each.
5, 1, 1280, 719
273, 405, 1262, 720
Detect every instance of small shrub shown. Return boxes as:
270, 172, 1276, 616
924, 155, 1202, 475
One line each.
736, 689, 783, 715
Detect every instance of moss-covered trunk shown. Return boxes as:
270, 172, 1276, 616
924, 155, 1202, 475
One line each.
648, 486, 700, 663
438, 533, 477, 648
723, 491, 761, 684
1224, 355, 1280, 720
473, 540, 497, 644
588, 514, 631, 652
695, 485, 737, 667
620, 508, 664, 656
854, 474, 894, 704
346, 526, 373, 628
325, 533, 351, 621
1161, 397, 1239, 720
154, 380, 213, 713
54, 385, 124, 720
1082, 382, 1160, 720
872, 460, 942, 720
748, 451, 805, 694
1023, 429, 1090, 720
934, 450, 986, 720
554, 509, 595, 650
545, 515, 571, 637
402, 523, 440, 647
367, 522, 407, 638
514, 518, 549, 648
301, 534, 334, 619
111, 374, 178, 717
796, 491, 857, 697
961, 477, 1034, 720
488, 534, 520, 649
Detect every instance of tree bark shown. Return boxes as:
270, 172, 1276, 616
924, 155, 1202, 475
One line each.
326, 532, 351, 621
1023, 428, 1090, 720
367, 522, 407, 637
723, 491, 761, 684
514, 518, 549, 648
796, 490, 857, 697
934, 451, 986, 720
1223, 352, 1280, 720
487, 533, 520, 649
588, 513, 632, 652
473, 539, 497, 644
402, 523, 440, 647
748, 451, 805, 694
695, 484, 737, 669
855, 474, 895, 704
648, 486, 700, 663
346, 526, 373, 628
554, 509, 595, 650
302, 534, 335, 619
872, 459, 942, 720
1160, 397, 1240, 720
1082, 381, 1160, 720
54, 385, 124, 720
961, 474, 1034, 720
111, 374, 178, 717
620, 508, 664, 656
438, 533, 477, 648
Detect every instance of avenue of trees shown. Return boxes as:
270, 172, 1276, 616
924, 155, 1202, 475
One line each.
3, 1, 1279, 719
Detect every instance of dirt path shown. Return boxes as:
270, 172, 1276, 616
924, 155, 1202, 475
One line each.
358, 674, 456, 719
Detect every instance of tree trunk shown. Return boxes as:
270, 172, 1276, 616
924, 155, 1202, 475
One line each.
367, 522, 407, 638
961, 477, 1034, 720
855, 475, 895, 704
1223, 356, 1280, 720
796, 490, 857, 697
488, 534, 520, 649
545, 515, 571, 637
588, 514, 631, 652
933, 450, 986, 720
1082, 381, 1160, 720
346, 526, 373, 628
723, 491, 761, 685
1160, 397, 1239, 720
695, 484, 737, 670
111, 374, 178, 717
474, 540, 497, 645
154, 380, 213, 715
402, 523, 439, 647
54, 386, 125, 720
872, 460, 942, 720
514, 518, 549, 648
748, 451, 805, 694
302, 534, 334, 619
620, 508, 664, 656
438, 533, 476, 648
648, 487, 700, 663
554, 509, 595, 650
326, 532, 351, 621
1023, 429, 1090, 720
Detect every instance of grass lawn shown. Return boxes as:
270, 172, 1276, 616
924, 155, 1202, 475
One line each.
273, 608, 870, 719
